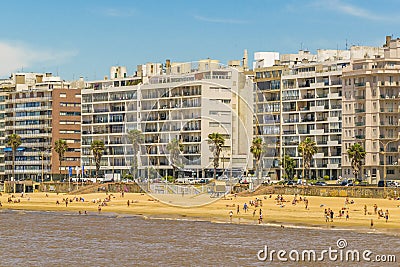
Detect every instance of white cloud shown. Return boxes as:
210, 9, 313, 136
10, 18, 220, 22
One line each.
313, 0, 390, 21
194, 15, 249, 24
96, 7, 135, 17
0, 41, 77, 77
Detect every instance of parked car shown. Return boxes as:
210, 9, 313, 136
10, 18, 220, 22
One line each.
315, 181, 327, 186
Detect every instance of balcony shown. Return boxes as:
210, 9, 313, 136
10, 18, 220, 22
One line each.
355, 122, 365, 126
355, 82, 366, 87
380, 108, 395, 113
355, 135, 365, 139
355, 95, 365, 100
283, 130, 296, 134
302, 117, 315, 122
303, 94, 315, 99
327, 163, 339, 169
310, 129, 324, 135
355, 108, 365, 113
327, 140, 339, 146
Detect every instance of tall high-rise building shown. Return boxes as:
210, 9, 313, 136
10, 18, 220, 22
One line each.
4, 73, 81, 181
342, 36, 400, 184
81, 59, 253, 180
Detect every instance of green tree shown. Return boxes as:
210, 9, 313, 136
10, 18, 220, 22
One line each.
166, 138, 184, 178
54, 139, 69, 179
208, 133, 225, 179
127, 129, 144, 180
90, 140, 105, 179
250, 137, 264, 184
281, 154, 296, 180
298, 137, 318, 180
347, 143, 366, 181
6, 134, 21, 181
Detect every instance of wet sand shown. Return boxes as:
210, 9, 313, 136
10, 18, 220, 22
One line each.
1, 192, 399, 233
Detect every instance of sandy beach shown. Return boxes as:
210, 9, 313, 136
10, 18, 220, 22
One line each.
1, 191, 399, 234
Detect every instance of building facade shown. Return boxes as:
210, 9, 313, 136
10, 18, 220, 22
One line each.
4, 73, 81, 181
81, 60, 253, 180
342, 36, 400, 184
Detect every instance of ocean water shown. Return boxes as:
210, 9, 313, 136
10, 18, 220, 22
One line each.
0, 210, 398, 267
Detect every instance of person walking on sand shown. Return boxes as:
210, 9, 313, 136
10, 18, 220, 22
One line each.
243, 203, 248, 213
304, 198, 309, 210
346, 211, 349, 221
98, 206, 102, 213
229, 210, 233, 222
364, 204, 367, 215
385, 210, 389, 223
370, 219, 374, 228
237, 204, 240, 214
127, 200, 130, 207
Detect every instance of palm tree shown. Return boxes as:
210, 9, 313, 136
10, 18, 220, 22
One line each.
54, 139, 69, 179
208, 132, 225, 179
6, 134, 21, 181
127, 129, 144, 180
166, 138, 184, 178
347, 143, 366, 181
90, 140, 105, 179
281, 154, 296, 180
298, 137, 318, 180
250, 137, 264, 184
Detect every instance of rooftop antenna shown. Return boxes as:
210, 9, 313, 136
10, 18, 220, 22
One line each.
345, 39, 348, 50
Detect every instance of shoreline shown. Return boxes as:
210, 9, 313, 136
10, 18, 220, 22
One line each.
1, 192, 399, 236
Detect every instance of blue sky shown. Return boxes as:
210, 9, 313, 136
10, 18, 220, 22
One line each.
1, 0, 399, 80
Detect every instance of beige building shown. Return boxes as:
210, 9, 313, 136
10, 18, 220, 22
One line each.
342, 36, 400, 184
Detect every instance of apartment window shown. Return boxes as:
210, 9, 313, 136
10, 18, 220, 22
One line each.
373, 115, 376, 123
387, 169, 394, 175
60, 93, 66, 98
373, 155, 376, 161
373, 102, 377, 110
373, 142, 377, 149
75, 94, 81, 98
372, 90, 376, 97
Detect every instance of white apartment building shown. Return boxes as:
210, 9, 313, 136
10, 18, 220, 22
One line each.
342, 36, 400, 184
280, 49, 349, 180
81, 60, 253, 179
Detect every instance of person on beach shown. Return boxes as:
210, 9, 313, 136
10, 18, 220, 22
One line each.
243, 203, 248, 213
98, 206, 102, 213
385, 210, 389, 223
373, 204, 377, 215
304, 198, 309, 210
237, 204, 240, 214
370, 219, 374, 228
127, 200, 130, 207
364, 205, 367, 215
229, 210, 233, 222
253, 209, 256, 217
346, 211, 349, 221
258, 211, 263, 224
330, 210, 334, 222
